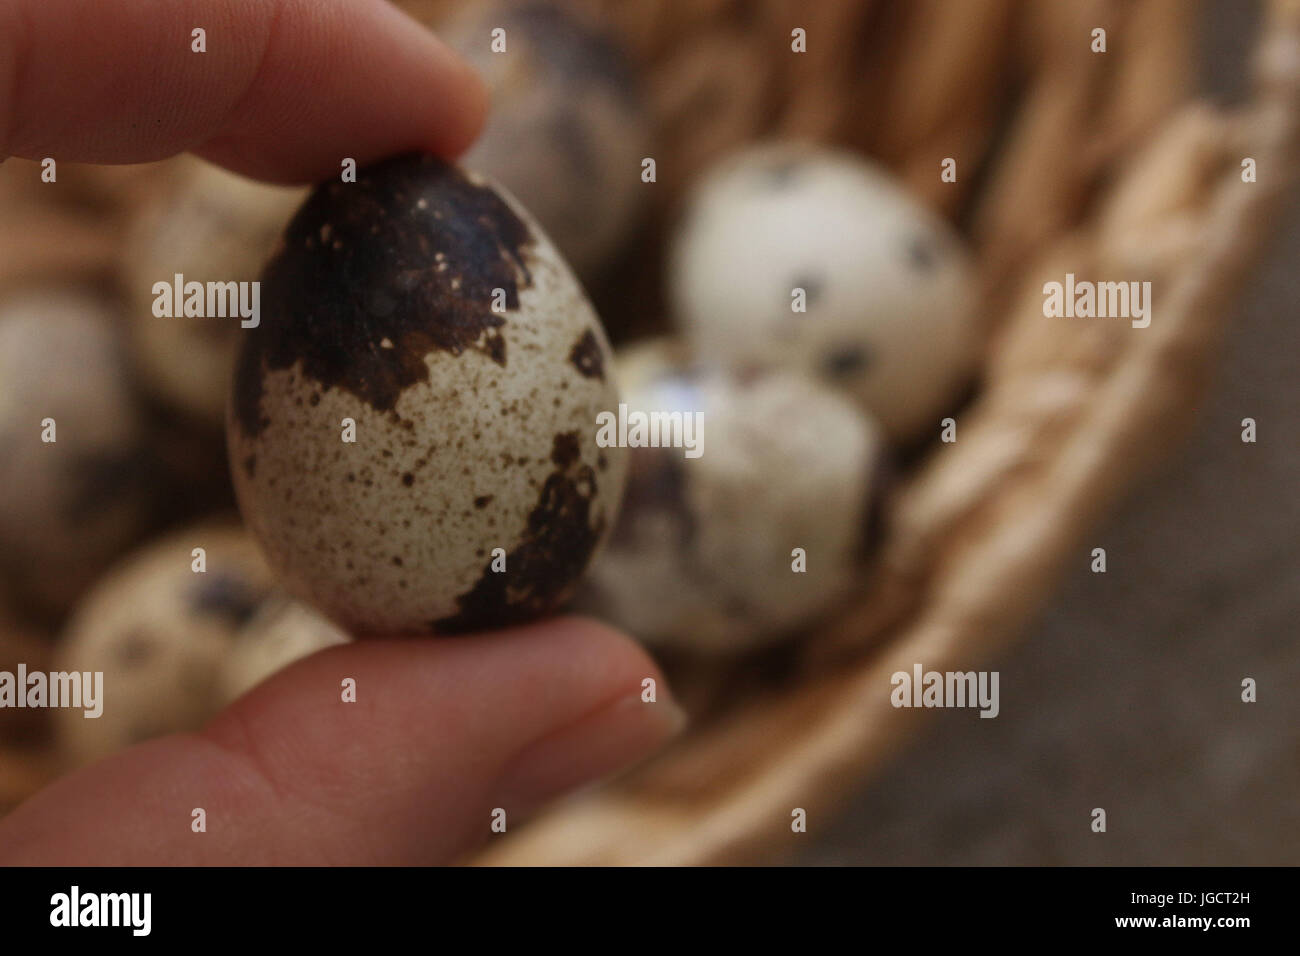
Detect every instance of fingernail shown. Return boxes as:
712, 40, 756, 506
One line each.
494, 690, 687, 813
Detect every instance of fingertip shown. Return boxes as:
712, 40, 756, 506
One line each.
436, 45, 491, 158
384, 0, 490, 157
4, 0, 496, 183
0, 612, 683, 864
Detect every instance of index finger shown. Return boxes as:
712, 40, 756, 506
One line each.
0, 0, 487, 183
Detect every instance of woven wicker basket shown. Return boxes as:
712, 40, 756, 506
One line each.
458, 0, 1300, 865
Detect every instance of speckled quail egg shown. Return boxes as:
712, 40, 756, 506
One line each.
123, 157, 307, 425
218, 598, 350, 705
54, 524, 274, 767
439, 0, 648, 280
227, 154, 627, 635
0, 289, 152, 616
577, 339, 889, 653
669, 143, 978, 442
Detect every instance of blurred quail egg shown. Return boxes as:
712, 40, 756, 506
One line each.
54, 524, 273, 767
578, 339, 888, 653
0, 289, 152, 615
122, 157, 306, 425
669, 143, 978, 441
218, 599, 350, 705
440, 0, 648, 280
227, 154, 626, 635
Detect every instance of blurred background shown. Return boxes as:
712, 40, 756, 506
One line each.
0, 0, 1295, 864
793, 1, 1300, 866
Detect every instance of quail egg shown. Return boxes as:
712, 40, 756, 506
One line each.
577, 339, 888, 653
227, 154, 626, 635
122, 157, 306, 426
669, 143, 978, 441
54, 524, 273, 767
440, 0, 648, 280
0, 289, 152, 616
218, 599, 350, 705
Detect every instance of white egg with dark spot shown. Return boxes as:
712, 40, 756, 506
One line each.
669, 143, 978, 441
55, 524, 273, 767
227, 155, 626, 635
577, 339, 889, 653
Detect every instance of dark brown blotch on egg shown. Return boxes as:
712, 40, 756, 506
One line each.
610, 447, 696, 552
907, 235, 940, 271
233, 155, 535, 438
567, 328, 605, 380
822, 343, 873, 380
114, 631, 155, 665
434, 432, 603, 634
550, 430, 581, 467
758, 159, 804, 189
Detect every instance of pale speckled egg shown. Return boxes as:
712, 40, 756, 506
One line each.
0, 289, 152, 615
218, 598, 350, 705
122, 157, 307, 426
669, 143, 979, 442
227, 154, 627, 635
54, 524, 274, 767
577, 339, 889, 654
440, 0, 648, 280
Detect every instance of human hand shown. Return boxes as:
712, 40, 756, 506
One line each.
0, 0, 683, 864
1, 619, 682, 864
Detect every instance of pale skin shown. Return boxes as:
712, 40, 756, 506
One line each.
0, 0, 684, 864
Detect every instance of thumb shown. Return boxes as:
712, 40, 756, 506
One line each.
0, 617, 684, 865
